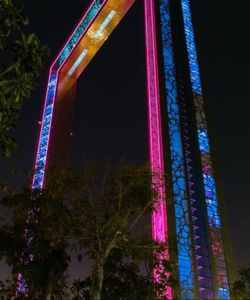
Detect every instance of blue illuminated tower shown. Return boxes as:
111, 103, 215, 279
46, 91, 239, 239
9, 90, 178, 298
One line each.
155, 0, 231, 298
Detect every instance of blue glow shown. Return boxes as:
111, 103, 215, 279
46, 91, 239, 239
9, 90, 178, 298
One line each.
94, 10, 116, 38
68, 49, 88, 76
198, 129, 210, 153
33, 72, 57, 189
180, 0, 202, 95
180, 0, 230, 297
218, 287, 230, 299
159, 1, 194, 298
203, 173, 221, 228
33, 1, 105, 190
59, 0, 104, 65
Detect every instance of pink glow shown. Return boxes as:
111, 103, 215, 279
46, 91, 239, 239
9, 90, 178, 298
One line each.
51, 0, 108, 70
31, 0, 171, 297
29, 1, 109, 293
144, 0, 171, 298
32, 0, 107, 189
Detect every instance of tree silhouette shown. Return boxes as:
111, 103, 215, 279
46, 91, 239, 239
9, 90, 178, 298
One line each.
0, 0, 49, 157
0, 161, 177, 299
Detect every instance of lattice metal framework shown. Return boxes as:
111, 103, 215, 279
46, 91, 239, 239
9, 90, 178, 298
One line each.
158, 0, 194, 298
180, 0, 230, 298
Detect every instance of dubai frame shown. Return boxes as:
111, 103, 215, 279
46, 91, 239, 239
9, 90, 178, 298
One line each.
32, 0, 232, 298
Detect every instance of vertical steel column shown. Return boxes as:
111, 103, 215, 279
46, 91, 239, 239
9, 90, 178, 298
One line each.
158, 0, 194, 298
144, 0, 171, 299
180, 0, 230, 298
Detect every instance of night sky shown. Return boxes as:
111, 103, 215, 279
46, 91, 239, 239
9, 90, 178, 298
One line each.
0, 0, 250, 279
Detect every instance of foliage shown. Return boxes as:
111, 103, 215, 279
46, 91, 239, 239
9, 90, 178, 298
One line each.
55, 161, 157, 299
231, 265, 250, 300
71, 247, 177, 300
0, 161, 177, 299
49, 161, 175, 299
0, 0, 49, 157
0, 186, 71, 298
70, 278, 91, 300
0, 279, 16, 299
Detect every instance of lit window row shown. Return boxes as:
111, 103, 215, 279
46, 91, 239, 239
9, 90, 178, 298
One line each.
94, 10, 116, 38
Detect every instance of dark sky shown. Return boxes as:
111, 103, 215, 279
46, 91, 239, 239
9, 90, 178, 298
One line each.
0, 0, 250, 278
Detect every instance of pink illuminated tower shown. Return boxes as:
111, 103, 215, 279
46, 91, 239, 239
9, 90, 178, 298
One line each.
31, 0, 232, 299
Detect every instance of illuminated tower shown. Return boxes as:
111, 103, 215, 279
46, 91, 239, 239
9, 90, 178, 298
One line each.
32, 0, 231, 299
